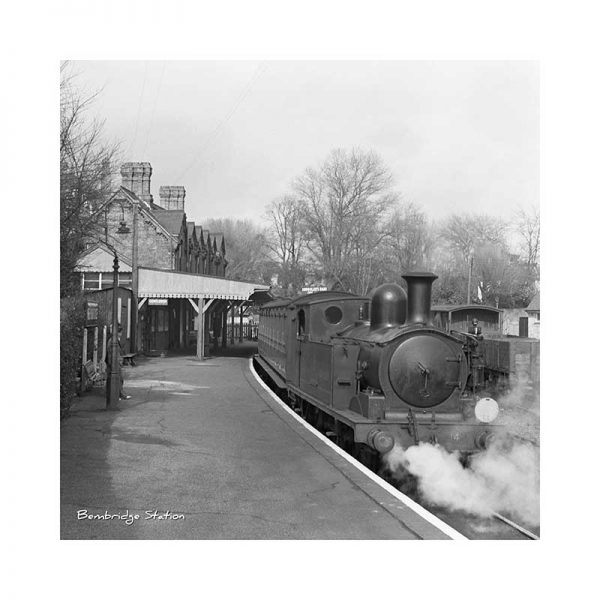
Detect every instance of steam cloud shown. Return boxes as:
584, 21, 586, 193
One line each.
384, 438, 540, 527
382, 373, 540, 527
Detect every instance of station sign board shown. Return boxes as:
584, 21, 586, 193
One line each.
148, 298, 169, 306
85, 301, 99, 324
301, 286, 328, 294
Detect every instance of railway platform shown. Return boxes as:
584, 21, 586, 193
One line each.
61, 343, 459, 539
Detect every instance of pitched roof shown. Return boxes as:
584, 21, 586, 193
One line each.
75, 241, 132, 272
526, 292, 540, 312
153, 210, 185, 235
211, 233, 225, 251
118, 186, 154, 211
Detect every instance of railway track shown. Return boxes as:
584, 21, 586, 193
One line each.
492, 511, 539, 539
254, 357, 539, 540
420, 504, 539, 540
377, 472, 540, 540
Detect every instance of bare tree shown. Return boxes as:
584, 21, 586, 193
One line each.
264, 195, 309, 295
60, 62, 120, 296
515, 205, 540, 279
203, 218, 272, 285
384, 201, 434, 275
293, 148, 395, 291
440, 213, 508, 263
60, 63, 121, 415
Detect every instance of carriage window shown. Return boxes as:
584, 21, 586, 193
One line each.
325, 305, 343, 325
298, 309, 305, 335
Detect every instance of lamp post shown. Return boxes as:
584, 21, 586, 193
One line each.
131, 199, 139, 353
107, 252, 121, 410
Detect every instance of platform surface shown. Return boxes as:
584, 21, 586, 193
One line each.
61, 348, 453, 539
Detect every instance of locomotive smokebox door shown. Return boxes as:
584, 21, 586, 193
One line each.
387, 334, 465, 409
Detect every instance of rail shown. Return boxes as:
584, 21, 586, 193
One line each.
492, 511, 539, 540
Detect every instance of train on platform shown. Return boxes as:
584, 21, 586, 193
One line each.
254, 272, 514, 469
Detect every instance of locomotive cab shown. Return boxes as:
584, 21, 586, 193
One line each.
284, 291, 369, 398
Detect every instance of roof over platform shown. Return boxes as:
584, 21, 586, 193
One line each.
138, 267, 269, 301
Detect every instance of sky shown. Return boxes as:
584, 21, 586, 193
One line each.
72, 60, 539, 227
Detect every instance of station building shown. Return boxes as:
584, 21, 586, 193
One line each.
75, 162, 268, 360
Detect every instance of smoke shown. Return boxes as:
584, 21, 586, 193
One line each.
495, 382, 540, 446
383, 438, 540, 527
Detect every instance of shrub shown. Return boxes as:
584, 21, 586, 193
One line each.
60, 295, 86, 418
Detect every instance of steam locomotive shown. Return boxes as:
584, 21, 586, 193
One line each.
254, 272, 503, 468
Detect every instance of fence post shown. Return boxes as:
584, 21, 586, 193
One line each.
93, 326, 99, 369
81, 327, 88, 393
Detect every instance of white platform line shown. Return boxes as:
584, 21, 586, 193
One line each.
248, 358, 467, 540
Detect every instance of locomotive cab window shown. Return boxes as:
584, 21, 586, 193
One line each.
298, 309, 306, 336
325, 305, 343, 325
359, 302, 369, 321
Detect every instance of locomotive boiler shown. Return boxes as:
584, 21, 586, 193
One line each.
255, 272, 502, 467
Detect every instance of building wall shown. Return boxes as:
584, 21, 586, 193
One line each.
100, 197, 174, 270
89, 187, 227, 278
500, 308, 540, 339
502, 308, 528, 336
527, 313, 540, 339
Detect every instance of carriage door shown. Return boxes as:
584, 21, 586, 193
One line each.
286, 307, 305, 387
296, 308, 306, 386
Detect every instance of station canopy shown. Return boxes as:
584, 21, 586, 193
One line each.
138, 267, 269, 301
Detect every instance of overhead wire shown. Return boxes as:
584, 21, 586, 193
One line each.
126, 60, 149, 158
142, 61, 166, 157
175, 62, 268, 182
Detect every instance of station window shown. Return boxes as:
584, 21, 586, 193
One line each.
325, 305, 343, 325
82, 271, 133, 290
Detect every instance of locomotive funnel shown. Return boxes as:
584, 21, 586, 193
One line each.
370, 283, 407, 329
402, 272, 438, 325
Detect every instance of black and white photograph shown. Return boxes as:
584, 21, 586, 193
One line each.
6, 0, 598, 597
59, 58, 540, 541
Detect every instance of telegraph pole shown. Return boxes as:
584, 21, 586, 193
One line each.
466, 251, 474, 304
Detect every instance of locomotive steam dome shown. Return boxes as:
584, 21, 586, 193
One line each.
388, 334, 464, 408
370, 283, 407, 329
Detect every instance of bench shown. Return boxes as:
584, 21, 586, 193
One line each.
122, 353, 137, 367
81, 360, 105, 390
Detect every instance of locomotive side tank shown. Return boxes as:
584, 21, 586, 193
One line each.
255, 272, 502, 466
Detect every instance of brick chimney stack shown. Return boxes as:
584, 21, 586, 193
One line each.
120, 162, 154, 204
159, 186, 186, 211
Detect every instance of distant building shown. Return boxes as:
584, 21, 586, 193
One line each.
431, 304, 503, 336
525, 292, 540, 339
